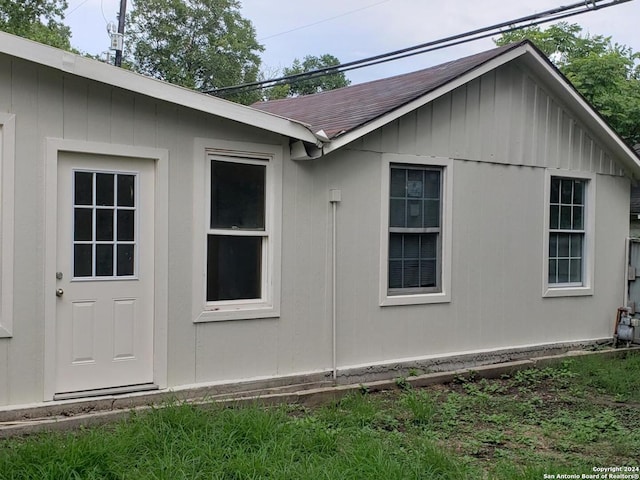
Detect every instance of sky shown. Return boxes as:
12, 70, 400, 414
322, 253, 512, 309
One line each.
64, 0, 640, 86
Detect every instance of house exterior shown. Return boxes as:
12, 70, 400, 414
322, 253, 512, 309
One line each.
0, 32, 638, 409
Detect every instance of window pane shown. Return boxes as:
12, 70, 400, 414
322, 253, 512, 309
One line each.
570, 234, 582, 258
74, 208, 92, 241
548, 259, 557, 284
549, 233, 558, 258
549, 205, 559, 229
557, 259, 569, 283
573, 206, 583, 230
389, 233, 403, 259
424, 171, 440, 199
96, 244, 114, 276
75, 172, 93, 205
207, 235, 262, 301
117, 244, 135, 276
407, 170, 423, 198
550, 178, 560, 204
96, 173, 115, 206
404, 234, 419, 259
570, 258, 582, 283
420, 234, 437, 259
74, 245, 92, 277
558, 234, 570, 257
424, 199, 440, 228
390, 168, 406, 197
406, 200, 422, 228
211, 161, 265, 230
403, 260, 419, 287
96, 209, 114, 241
117, 210, 135, 242
420, 260, 437, 287
573, 181, 584, 205
561, 179, 573, 204
389, 199, 406, 228
117, 175, 135, 207
560, 206, 572, 229
389, 260, 403, 288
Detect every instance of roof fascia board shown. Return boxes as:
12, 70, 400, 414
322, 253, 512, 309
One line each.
322, 46, 529, 155
517, 45, 640, 179
0, 32, 318, 144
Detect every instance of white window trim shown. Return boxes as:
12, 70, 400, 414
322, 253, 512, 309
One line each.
192, 139, 282, 322
379, 154, 452, 306
0, 114, 15, 338
542, 169, 595, 297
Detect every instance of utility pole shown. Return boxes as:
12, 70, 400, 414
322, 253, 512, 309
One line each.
114, 0, 127, 67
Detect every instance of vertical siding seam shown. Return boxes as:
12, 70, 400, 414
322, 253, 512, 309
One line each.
531, 82, 539, 167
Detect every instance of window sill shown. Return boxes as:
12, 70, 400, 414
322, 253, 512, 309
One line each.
380, 292, 450, 306
194, 304, 280, 322
543, 286, 593, 298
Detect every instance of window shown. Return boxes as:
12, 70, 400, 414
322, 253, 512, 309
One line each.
543, 171, 594, 297
207, 158, 266, 302
193, 139, 282, 322
548, 177, 584, 285
73, 171, 137, 278
380, 155, 452, 306
388, 166, 442, 293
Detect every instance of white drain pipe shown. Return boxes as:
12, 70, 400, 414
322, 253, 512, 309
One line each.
329, 189, 341, 381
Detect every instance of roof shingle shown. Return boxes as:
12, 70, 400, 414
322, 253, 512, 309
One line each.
252, 42, 524, 139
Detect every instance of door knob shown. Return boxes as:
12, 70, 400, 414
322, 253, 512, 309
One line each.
56, 288, 64, 297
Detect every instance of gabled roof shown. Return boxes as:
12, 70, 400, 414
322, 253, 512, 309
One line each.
253, 43, 517, 140
0, 31, 320, 145
253, 41, 640, 179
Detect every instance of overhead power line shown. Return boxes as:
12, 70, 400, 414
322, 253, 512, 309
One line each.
207, 0, 633, 98
258, 0, 394, 41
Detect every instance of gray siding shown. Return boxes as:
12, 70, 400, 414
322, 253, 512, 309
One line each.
0, 54, 632, 406
353, 62, 623, 177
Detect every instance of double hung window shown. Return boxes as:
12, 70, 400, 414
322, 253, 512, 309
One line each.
207, 157, 266, 302
548, 177, 585, 286
388, 165, 442, 294
544, 171, 593, 297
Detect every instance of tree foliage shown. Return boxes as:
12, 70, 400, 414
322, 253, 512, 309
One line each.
264, 54, 351, 100
0, 0, 71, 49
496, 23, 640, 146
126, 0, 263, 104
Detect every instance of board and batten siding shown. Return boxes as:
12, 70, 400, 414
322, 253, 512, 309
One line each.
313, 60, 629, 368
353, 61, 624, 178
0, 53, 332, 405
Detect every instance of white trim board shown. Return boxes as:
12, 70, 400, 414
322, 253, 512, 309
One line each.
43, 138, 169, 401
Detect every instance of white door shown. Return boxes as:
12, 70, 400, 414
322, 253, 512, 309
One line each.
55, 153, 155, 395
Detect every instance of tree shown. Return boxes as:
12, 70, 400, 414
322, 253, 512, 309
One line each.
495, 23, 640, 146
0, 0, 72, 49
264, 54, 351, 100
126, 0, 263, 104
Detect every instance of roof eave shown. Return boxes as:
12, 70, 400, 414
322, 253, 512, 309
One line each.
517, 45, 640, 180
321, 43, 640, 180
0, 32, 319, 144
322, 44, 531, 155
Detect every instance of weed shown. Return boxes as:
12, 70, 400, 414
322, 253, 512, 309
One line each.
395, 376, 411, 391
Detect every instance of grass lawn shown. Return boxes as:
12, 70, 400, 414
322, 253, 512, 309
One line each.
1, 352, 639, 479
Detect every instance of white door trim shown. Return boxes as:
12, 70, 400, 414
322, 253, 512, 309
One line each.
44, 138, 169, 401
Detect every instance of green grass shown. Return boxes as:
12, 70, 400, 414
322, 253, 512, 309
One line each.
1, 352, 639, 479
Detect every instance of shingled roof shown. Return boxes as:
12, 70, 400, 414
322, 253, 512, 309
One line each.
252, 42, 524, 140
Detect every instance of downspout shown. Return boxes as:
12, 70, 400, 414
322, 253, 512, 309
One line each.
329, 189, 341, 381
